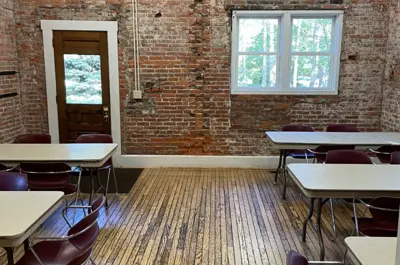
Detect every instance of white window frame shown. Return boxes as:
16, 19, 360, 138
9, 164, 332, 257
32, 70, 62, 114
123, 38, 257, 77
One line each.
231, 10, 344, 95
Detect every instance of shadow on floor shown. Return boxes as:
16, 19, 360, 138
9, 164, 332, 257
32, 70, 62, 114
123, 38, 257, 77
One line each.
70, 168, 143, 193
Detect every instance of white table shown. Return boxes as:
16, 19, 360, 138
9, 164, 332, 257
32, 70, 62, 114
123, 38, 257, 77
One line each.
265, 131, 400, 150
0, 143, 118, 207
0, 143, 118, 168
345, 237, 396, 265
0, 191, 64, 265
287, 164, 400, 261
265, 131, 400, 199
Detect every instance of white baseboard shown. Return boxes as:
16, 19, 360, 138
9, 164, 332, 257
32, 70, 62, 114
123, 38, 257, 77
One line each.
114, 155, 308, 169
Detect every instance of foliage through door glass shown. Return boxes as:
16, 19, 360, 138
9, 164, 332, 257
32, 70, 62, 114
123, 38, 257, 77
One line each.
64, 54, 102, 104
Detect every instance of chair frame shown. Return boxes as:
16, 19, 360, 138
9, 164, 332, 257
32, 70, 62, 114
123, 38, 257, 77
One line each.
88, 164, 118, 209
353, 197, 399, 236
0, 165, 19, 172
27, 197, 105, 265
20, 165, 85, 226
367, 148, 391, 156
75, 134, 118, 209
321, 150, 373, 241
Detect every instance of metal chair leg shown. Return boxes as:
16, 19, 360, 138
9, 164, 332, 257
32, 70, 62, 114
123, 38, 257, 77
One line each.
112, 166, 119, 195
74, 167, 83, 204
89, 257, 97, 265
328, 198, 338, 241
353, 199, 360, 236
62, 207, 72, 228
104, 168, 111, 208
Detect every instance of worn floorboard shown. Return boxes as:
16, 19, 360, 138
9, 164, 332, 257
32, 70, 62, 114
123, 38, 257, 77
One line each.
0, 168, 359, 265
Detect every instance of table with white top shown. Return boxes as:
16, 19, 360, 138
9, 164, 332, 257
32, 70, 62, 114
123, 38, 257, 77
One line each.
265, 131, 400, 198
287, 163, 400, 261
0, 191, 64, 265
0, 143, 118, 204
0, 143, 118, 168
344, 237, 396, 265
265, 131, 400, 150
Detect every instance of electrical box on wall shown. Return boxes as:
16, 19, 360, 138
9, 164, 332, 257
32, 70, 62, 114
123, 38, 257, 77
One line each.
133, 90, 142, 99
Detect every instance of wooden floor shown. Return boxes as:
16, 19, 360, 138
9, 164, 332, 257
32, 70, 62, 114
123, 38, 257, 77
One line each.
0, 168, 360, 265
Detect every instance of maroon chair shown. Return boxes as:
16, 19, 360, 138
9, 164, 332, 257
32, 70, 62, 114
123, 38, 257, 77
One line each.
357, 145, 400, 235
324, 150, 373, 238
14, 133, 78, 225
75, 134, 118, 208
391, 151, 400, 164
286, 251, 338, 265
13, 133, 51, 144
0, 172, 28, 191
356, 197, 400, 237
14, 133, 75, 195
325, 150, 373, 164
326, 124, 359, 132
15, 196, 105, 265
369, 146, 400, 164
308, 124, 359, 163
276, 125, 315, 199
286, 251, 308, 265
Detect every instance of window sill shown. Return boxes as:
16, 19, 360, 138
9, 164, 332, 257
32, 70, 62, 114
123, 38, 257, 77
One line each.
231, 90, 338, 96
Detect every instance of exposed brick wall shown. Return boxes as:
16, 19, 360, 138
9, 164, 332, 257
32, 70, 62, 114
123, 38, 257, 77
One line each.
381, 0, 400, 131
13, 0, 391, 155
0, 0, 23, 143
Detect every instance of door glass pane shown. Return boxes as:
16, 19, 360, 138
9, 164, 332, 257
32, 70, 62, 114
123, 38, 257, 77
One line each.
64, 54, 102, 104
238, 55, 277, 88
290, 55, 331, 88
291, 18, 333, 52
238, 18, 279, 52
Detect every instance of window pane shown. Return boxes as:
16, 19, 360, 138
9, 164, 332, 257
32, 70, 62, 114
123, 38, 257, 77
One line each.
290, 56, 330, 88
292, 18, 332, 52
238, 18, 278, 52
64, 54, 102, 104
238, 55, 276, 88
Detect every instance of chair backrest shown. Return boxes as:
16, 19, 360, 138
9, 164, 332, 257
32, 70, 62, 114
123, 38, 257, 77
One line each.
282, 125, 314, 132
369, 197, 400, 222
13, 133, 51, 144
286, 251, 308, 265
20, 162, 71, 191
326, 124, 359, 132
377, 146, 400, 153
0, 172, 28, 191
390, 151, 400, 164
68, 196, 105, 250
75, 134, 113, 144
325, 150, 372, 164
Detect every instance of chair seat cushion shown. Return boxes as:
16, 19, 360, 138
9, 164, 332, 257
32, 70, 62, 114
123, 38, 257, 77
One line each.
15, 240, 90, 265
28, 176, 69, 187
355, 218, 398, 237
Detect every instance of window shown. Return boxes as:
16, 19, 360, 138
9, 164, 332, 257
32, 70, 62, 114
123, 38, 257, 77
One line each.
231, 10, 344, 95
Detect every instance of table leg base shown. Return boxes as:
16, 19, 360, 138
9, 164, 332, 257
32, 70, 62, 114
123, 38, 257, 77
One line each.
4, 247, 14, 265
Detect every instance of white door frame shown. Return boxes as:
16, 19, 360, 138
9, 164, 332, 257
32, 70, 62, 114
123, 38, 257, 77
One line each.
41, 20, 122, 165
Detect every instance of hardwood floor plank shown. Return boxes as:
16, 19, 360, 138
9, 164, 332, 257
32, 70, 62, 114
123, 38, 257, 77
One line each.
236, 170, 260, 265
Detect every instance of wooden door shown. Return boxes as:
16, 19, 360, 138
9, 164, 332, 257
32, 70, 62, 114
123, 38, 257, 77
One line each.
53, 31, 111, 143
